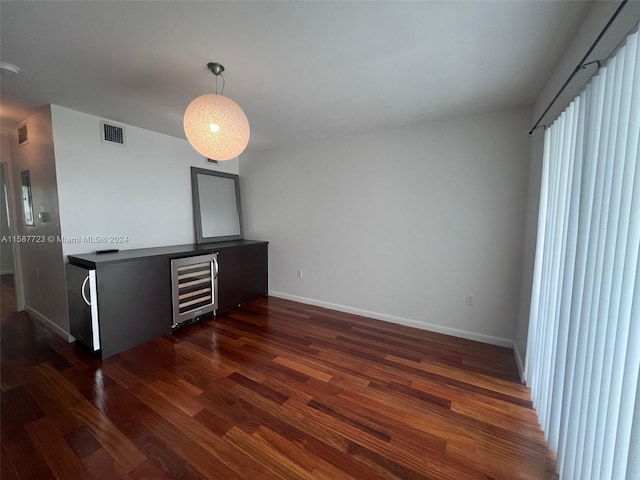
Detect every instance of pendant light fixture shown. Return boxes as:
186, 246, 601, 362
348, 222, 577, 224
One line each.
183, 62, 250, 161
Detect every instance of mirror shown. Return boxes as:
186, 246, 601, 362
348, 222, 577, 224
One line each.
191, 167, 242, 243
21, 170, 34, 226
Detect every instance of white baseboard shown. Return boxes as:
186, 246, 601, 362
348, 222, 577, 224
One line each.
268, 290, 514, 348
0, 269, 14, 275
25, 305, 75, 342
513, 342, 525, 384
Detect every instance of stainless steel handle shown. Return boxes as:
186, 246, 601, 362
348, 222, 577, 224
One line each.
212, 254, 219, 279
81, 275, 91, 306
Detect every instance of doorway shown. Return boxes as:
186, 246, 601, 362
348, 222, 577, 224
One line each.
0, 162, 18, 320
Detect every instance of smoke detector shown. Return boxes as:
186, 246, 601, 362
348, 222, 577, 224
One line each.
0, 62, 20, 77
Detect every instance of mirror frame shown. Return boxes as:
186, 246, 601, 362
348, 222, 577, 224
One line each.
191, 167, 243, 244
21, 170, 35, 227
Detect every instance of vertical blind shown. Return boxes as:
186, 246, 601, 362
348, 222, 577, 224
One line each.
525, 29, 640, 480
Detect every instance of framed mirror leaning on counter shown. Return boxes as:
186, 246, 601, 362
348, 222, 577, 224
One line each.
191, 167, 242, 243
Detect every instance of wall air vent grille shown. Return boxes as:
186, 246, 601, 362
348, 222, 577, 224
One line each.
17, 122, 28, 146
100, 120, 126, 146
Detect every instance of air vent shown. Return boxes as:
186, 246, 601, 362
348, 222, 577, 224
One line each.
17, 122, 28, 146
100, 120, 126, 146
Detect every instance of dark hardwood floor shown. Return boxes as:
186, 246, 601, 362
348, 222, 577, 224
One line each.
1, 279, 557, 479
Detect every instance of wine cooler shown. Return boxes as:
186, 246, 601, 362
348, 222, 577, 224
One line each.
171, 253, 218, 328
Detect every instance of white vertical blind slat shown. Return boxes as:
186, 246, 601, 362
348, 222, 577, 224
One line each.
627, 363, 640, 479
607, 32, 640, 480
614, 43, 640, 475
525, 129, 551, 394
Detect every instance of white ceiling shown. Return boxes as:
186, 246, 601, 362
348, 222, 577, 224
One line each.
0, 1, 591, 152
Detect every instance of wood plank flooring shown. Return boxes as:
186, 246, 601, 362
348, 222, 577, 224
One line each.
1, 281, 557, 479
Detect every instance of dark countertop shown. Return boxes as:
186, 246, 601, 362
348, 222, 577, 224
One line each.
67, 239, 268, 268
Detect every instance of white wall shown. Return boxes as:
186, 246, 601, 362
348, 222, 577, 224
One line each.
241, 107, 532, 344
515, 0, 640, 363
51, 105, 239, 256
8, 106, 69, 337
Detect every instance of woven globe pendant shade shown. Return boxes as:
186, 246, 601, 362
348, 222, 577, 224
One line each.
183, 93, 250, 161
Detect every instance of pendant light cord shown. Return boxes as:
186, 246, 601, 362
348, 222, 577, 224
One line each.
215, 74, 226, 95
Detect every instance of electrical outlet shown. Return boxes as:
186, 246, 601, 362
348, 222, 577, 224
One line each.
296, 270, 303, 278
466, 294, 475, 306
